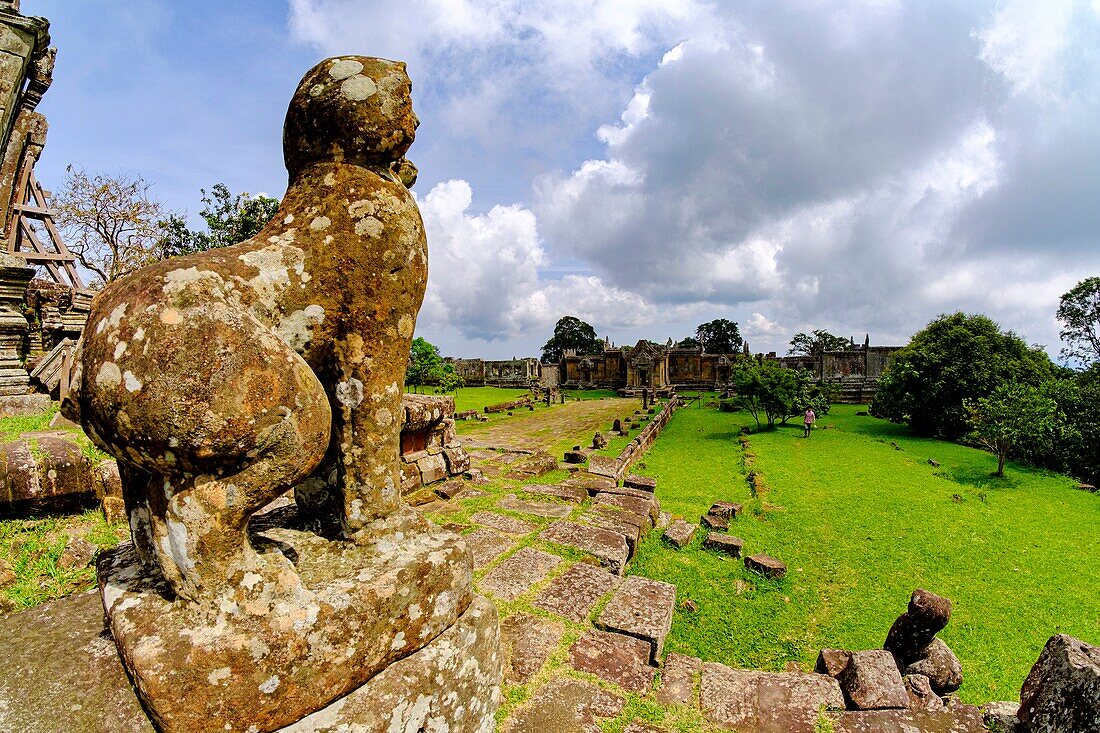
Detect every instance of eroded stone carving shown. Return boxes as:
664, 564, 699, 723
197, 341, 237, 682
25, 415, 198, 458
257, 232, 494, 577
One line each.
64, 56, 501, 733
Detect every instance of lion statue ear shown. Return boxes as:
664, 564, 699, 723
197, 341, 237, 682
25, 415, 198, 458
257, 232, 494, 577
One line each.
391, 157, 418, 189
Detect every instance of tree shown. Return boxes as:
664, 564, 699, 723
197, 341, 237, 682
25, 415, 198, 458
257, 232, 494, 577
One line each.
871, 312, 1053, 439
696, 319, 743, 353
53, 166, 172, 286
732, 359, 801, 430
1056, 276, 1100, 367
541, 316, 603, 363
436, 364, 465, 394
966, 383, 1058, 477
676, 336, 700, 349
406, 337, 444, 393
159, 183, 280, 257
788, 329, 852, 356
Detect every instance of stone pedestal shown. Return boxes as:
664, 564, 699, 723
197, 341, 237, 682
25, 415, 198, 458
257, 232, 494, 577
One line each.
0, 253, 34, 395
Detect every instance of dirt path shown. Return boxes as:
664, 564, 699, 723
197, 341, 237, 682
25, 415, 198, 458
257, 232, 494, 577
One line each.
462, 398, 635, 453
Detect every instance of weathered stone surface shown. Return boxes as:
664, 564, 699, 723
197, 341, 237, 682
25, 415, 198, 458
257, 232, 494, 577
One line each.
980, 701, 1025, 732
0, 434, 97, 514
816, 649, 853, 678
560, 474, 616, 494
1018, 634, 1100, 733
708, 501, 742, 519
906, 638, 963, 695
442, 445, 470, 474
464, 527, 515, 569
564, 450, 587, 464
569, 629, 656, 694
277, 596, 502, 733
479, 547, 561, 601
583, 505, 643, 554
839, 650, 909, 710
587, 454, 620, 479
416, 452, 448, 484
700, 663, 844, 732
506, 451, 558, 479
656, 511, 671, 529
497, 494, 572, 518
594, 491, 657, 525
0, 393, 51, 417
832, 705, 986, 732
401, 393, 452, 432
471, 510, 537, 535
400, 460, 422, 493
500, 612, 563, 684
656, 652, 702, 707
884, 588, 952, 667
522, 482, 588, 503
744, 553, 787, 579
0, 590, 155, 733
596, 575, 675, 663
704, 532, 743, 557
663, 519, 695, 548
58, 535, 96, 570
539, 520, 630, 574
434, 478, 466, 500
905, 674, 943, 711
623, 474, 657, 492
501, 675, 624, 733
533, 561, 621, 623
701, 513, 729, 531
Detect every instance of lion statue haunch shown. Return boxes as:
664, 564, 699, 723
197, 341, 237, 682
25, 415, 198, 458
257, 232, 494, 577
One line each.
68, 56, 425, 602
63, 57, 501, 733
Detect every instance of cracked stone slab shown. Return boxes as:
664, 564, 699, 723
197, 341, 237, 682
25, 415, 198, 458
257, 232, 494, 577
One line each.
663, 519, 696, 549
596, 575, 676, 663
582, 505, 644, 554
497, 494, 572, 519
559, 475, 616, 494
700, 663, 844, 733
464, 527, 516, 569
832, 706, 987, 732
471, 510, 538, 536
520, 483, 589, 503
501, 675, 624, 733
479, 547, 562, 601
569, 630, 656, 694
656, 652, 702, 707
539, 521, 630, 574
623, 474, 657, 492
593, 492, 657, 525
500, 613, 564, 684
532, 562, 622, 623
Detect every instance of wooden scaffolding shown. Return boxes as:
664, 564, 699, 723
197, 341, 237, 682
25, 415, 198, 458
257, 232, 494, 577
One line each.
5, 167, 85, 290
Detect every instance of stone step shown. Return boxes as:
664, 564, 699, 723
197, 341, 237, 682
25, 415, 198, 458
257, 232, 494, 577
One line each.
500, 676, 624, 733
595, 575, 676, 663
497, 494, 572, 518
533, 562, 622, 623
471, 510, 537, 535
500, 613, 564, 684
463, 527, 516, 569
520, 483, 588, 503
538, 521, 630, 574
478, 547, 562, 601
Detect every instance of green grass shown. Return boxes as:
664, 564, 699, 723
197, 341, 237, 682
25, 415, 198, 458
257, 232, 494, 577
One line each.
629, 403, 1100, 704
449, 386, 533, 414
0, 403, 110, 463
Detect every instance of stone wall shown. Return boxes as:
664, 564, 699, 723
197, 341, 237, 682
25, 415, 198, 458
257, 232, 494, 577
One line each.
588, 396, 679, 483
399, 393, 471, 495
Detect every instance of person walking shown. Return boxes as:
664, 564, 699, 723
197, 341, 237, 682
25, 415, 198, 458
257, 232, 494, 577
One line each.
803, 407, 816, 437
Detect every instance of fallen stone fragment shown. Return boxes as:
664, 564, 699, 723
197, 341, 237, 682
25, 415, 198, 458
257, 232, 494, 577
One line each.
839, 650, 909, 710
744, 553, 787, 579
623, 474, 657, 492
593, 492, 657, 526
656, 511, 671, 530
497, 494, 572, 519
663, 519, 695, 549
58, 536, 97, 570
700, 663, 844, 733
583, 506, 643, 554
928, 459, 941, 467
1079, 483, 1097, 493
500, 676, 624, 733
564, 450, 587, 464
434, 479, 467, 500
522, 483, 588, 503
979, 701, 1025, 732
471, 510, 538, 536
560, 475, 616, 494
479, 547, 562, 601
533, 562, 621, 623
500, 613, 564, 684
816, 649, 853, 678
596, 575, 676, 663
623, 721, 666, 733
904, 674, 943, 711
883, 588, 952, 668
1018, 634, 1100, 733
831, 705, 986, 732
708, 501, 742, 519
703, 533, 743, 557
568, 629, 656, 694
656, 652, 702, 707
539, 521, 630, 574
701, 513, 729, 531
905, 637, 963, 695
464, 527, 515, 569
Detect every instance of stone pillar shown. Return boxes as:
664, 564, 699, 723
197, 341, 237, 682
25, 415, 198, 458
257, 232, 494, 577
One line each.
0, 252, 32, 395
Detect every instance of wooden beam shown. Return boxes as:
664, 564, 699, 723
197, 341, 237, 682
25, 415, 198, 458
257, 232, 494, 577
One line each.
8, 250, 77, 262
13, 204, 55, 218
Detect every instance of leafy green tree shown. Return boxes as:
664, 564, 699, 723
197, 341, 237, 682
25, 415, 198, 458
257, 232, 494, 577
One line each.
872, 312, 1053, 439
541, 316, 603, 363
966, 383, 1058, 477
696, 319, 743, 353
436, 364, 465, 394
676, 336, 700, 349
788, 329, 852, 356
159, 183, 280, 256
733, 359, 801, 430
1056, 276, 1100, 367
406, 337, 444, 393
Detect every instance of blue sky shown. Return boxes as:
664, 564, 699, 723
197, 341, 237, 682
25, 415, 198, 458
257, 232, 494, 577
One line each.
28, 0, 1100, 361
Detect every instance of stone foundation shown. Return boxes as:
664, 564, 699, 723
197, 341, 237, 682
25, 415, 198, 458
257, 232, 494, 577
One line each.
400, 393, 471, 495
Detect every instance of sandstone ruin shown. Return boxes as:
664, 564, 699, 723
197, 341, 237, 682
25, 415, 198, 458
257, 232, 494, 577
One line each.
60, 55, 501, 732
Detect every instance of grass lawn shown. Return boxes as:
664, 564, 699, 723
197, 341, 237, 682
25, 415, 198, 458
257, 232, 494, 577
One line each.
629, 403, 1100, 704
447, 386, 532, 413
